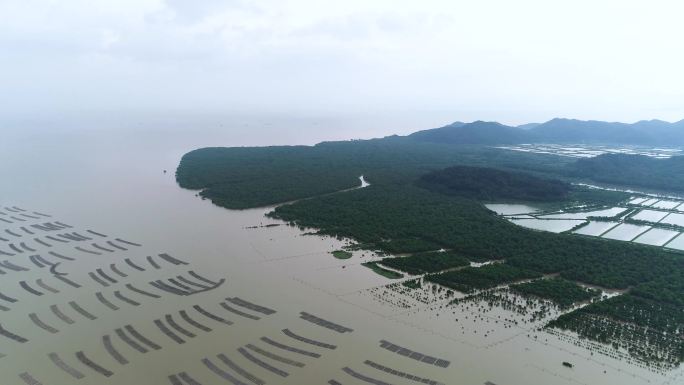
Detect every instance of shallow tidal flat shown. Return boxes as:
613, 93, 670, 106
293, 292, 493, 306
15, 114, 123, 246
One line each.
0, 204, 460, 385
381, 286, 669, 385
1, 202, 679, 385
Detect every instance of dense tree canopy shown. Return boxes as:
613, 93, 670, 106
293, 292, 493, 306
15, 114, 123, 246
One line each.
380, 251, 470, 275
272, 184, 683, 290
417, 165, 570, 201
176, 140, 573, 209
569, 154, 684, 193
426, 264, 541, 293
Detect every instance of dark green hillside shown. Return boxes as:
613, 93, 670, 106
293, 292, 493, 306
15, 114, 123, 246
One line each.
409, 121, 527, 144
405, 118, 684, 145
529, 118, 645, 143
530, 118, 684, 145
417, 165, 570, 201
568, 153, 684, 192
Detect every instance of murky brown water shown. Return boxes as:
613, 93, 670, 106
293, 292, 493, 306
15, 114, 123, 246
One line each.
0, 127, 681, 385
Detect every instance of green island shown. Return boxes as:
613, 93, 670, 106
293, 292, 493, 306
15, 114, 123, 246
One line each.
361, 262, 404, 279
331, 250, 353, 259
176, 126, 684, 368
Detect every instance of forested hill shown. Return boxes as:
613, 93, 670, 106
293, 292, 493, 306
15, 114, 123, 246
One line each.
417, 165, 570, 201
408, 121, 527, 144
568, 154, 684, 192
408, 118, 684, 145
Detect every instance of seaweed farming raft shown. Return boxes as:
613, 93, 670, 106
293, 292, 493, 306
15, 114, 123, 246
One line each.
299, 312, 353, 333
379, 340, 450, 368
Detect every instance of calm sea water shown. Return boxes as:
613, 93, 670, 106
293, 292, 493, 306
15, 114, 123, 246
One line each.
0, 125, 680, 385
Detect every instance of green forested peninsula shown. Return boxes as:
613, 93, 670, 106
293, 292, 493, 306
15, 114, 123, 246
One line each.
175, 146, 363, 209
177, 140, 684, 293
176, 140, 572, 209
177, 129, 684, 365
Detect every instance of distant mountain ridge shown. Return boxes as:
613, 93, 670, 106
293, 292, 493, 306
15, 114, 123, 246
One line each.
408, 118, 684, 145
408, 121, 527, 144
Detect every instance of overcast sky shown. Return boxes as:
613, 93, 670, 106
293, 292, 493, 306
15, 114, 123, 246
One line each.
2, 0, 683, 133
